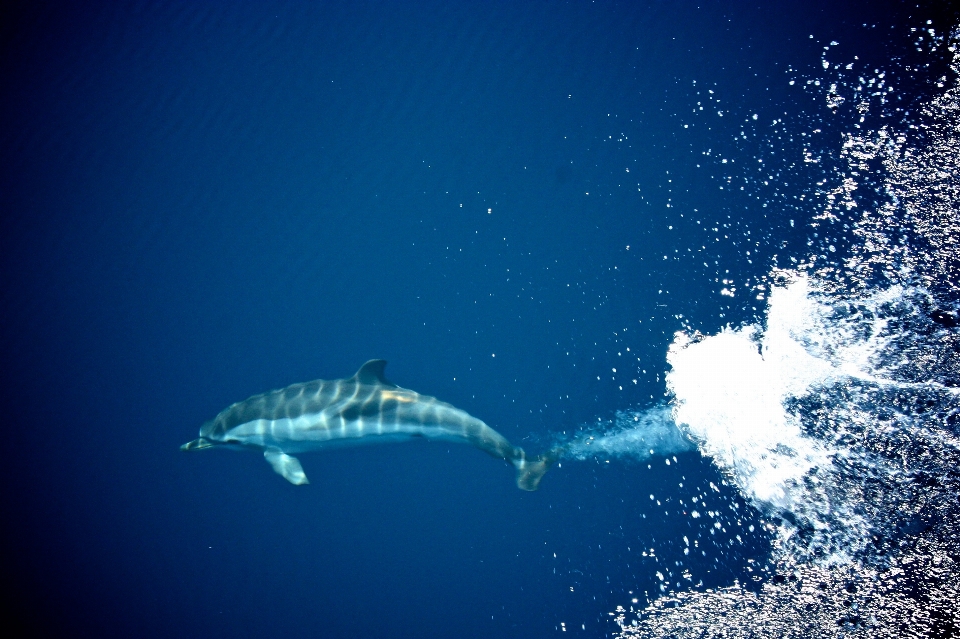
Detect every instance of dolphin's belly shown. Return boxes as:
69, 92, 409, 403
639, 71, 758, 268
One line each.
223, 415, 467, 453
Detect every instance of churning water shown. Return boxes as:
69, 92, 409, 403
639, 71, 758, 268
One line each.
570, 25, 960, 638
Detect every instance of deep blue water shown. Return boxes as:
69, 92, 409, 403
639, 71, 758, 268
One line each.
2, 1, 955, 637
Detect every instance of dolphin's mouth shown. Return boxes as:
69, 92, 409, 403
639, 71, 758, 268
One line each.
180, 437, 214, 451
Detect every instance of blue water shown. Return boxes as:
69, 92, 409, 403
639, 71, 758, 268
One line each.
2, 2, 956, 637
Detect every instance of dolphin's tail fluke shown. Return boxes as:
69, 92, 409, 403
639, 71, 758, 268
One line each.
514, 446, 564, 491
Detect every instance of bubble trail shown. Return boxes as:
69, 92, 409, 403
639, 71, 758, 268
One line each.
557, 406, 695, 462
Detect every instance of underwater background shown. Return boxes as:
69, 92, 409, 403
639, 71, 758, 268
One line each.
2, 1, 959, 637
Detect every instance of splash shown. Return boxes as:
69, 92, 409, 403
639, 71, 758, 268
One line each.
666, 275, 960, 563
612, 23, 960, 638
666, 278, 839, 514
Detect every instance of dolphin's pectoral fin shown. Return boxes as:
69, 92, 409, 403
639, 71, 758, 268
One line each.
264, 447, 309, 485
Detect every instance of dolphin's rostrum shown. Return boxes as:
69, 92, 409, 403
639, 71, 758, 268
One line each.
181, 360, 557, 490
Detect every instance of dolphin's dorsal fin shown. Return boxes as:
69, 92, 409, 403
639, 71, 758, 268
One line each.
352, 359, 396, 387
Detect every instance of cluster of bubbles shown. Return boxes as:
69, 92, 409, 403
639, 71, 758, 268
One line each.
559, 406, 694, 462
610, 24, 960, 638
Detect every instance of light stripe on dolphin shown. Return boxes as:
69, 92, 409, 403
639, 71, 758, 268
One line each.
181, 360, 556, 490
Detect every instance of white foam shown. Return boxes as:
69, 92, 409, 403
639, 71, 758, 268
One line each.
666, 277, 841, 511
665, 274, 955, 564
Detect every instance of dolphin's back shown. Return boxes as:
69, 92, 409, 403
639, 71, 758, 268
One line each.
202, 377, 471, 441
202, 378, 357, 438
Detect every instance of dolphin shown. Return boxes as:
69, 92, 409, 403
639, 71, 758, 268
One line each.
181, 360, 556, 490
